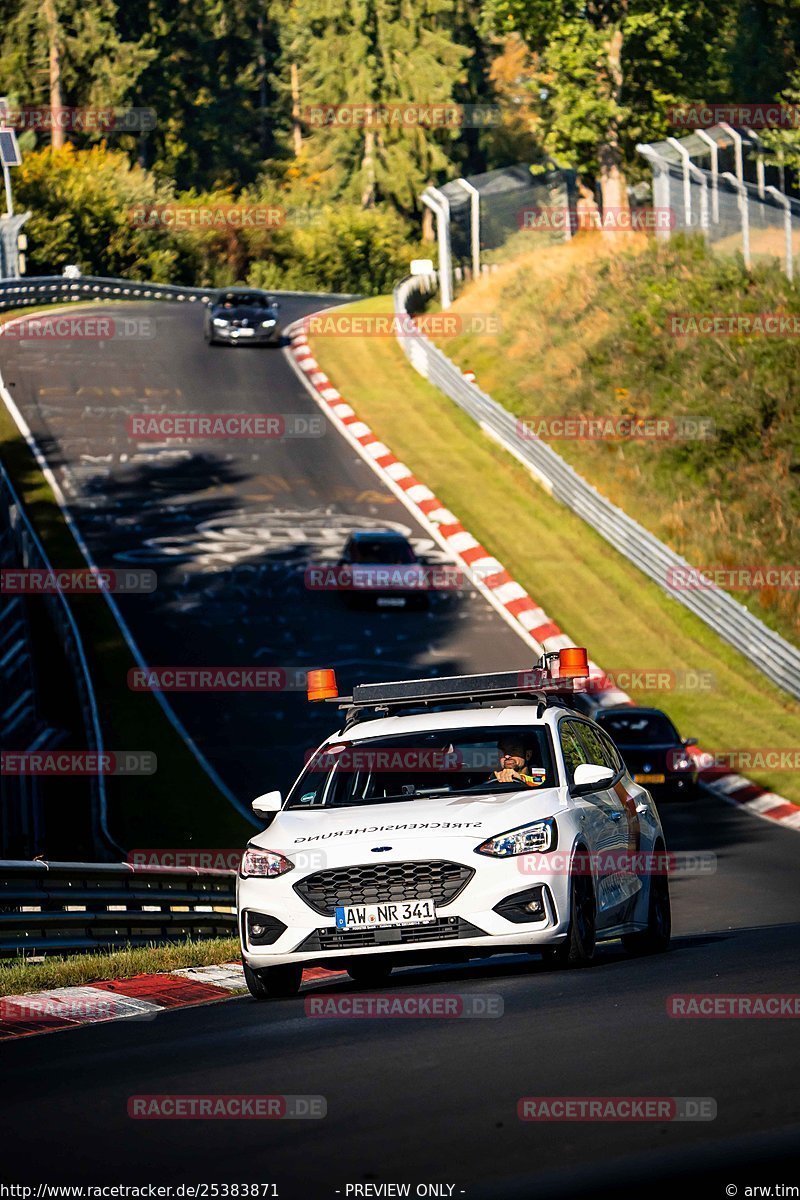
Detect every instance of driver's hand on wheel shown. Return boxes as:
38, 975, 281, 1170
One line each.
494, 768, 521, 783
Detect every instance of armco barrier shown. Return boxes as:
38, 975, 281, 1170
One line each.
0, 860, 237, 956
0, 461, 116, 858
393, 273, 800, 702
0, 274, 359, 311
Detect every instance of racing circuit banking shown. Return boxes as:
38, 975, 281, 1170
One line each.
0, 294, 798, 1196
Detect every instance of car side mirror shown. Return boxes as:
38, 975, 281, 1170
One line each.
683, 737, 698, 747
572, 763, 615, 793
252, 790, 283, 819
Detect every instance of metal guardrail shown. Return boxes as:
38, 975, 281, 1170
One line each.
0, 462, 117, 857
0, 860, 237, 955
0, 274, 361, 311
393, 273, 800, 701
0, 274, 216, 310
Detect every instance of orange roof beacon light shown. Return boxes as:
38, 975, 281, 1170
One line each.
307, 668, 338, 702
558, 646, 589, 679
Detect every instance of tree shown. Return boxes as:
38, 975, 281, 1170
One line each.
481, 0, 730, 212
118, 0, 280, 191
0, 0, 153, 149
279, 0, 471, 214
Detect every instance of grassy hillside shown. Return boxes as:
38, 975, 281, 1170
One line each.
310, 295, 800, 805
436, 234, 799, 645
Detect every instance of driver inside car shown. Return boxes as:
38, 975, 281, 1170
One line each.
492, 736, 546, 787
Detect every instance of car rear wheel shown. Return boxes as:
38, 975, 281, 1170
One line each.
623, 867, 671, 955
243, 961, 303, 999
346, 960, 394, 986
542, 866, 596, 968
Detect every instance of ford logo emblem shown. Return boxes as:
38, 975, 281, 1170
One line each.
371, 846, 392, 853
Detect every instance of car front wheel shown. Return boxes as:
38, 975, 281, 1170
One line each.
243, 961, 303, 999
542, 864, 596, 968
623, 866, 671, 955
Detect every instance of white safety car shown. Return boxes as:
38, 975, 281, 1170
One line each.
237, 649, 671, 998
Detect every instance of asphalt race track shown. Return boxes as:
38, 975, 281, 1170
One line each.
0, 298, 528, 810
1, 297, 798, 1195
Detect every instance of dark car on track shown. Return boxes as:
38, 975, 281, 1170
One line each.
594, 705, 699, 799
204, 288, 281, 346
337, 530, 430, 609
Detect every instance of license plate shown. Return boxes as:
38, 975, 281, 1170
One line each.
231, 327, 254, 337
634, 773, 666, 784
376, 597, 406, 607
334, 900, 437, 930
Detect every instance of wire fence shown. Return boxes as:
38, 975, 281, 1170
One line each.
638, 125, 800, 278
393, 272, 800, 702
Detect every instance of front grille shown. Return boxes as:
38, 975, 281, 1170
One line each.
296, 917, 485, 953
294, 860, 474, 917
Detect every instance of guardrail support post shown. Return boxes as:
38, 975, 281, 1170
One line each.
636, 145, 674, 240
695, 130, 720, 224
722, 171, 750, 268
422, 188, 453, 309
455, 178, 481, 280
766, 185, 794, 281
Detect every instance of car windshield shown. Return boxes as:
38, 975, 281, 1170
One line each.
285, 726, 557, 809
596, 712, 678, 744
350, 539, 416, 564
220, 293, 268, 307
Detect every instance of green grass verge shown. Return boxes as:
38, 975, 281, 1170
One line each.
0, 307, 252, 849
309, 294, 800, 805
437, 234, 800, 645
0, 937, 241, 997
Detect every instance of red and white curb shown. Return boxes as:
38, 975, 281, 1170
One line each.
287, 325, 799, 833
0, 963, 347, 1041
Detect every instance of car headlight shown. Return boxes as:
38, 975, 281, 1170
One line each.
240, 847, 294, 878
670, 753, 693, 772
212, 317, 229, 327
261, 319, 276, 328
476, 818, 557, 858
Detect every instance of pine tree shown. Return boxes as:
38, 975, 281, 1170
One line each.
279, 0, 471, 213
1, 0, 154, 149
